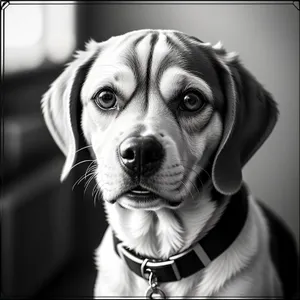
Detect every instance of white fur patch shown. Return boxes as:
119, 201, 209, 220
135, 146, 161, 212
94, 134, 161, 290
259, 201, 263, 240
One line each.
159, 66, 213, 102
81, 63, 136, 104
155, 209, 185, 258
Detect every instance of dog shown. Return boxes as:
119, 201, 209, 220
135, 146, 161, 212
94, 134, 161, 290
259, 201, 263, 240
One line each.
41, 29, 298, 298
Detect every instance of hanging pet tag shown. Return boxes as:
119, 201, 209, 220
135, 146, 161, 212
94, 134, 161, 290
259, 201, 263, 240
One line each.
145, 285, 166, 299
145, 271, 166, 299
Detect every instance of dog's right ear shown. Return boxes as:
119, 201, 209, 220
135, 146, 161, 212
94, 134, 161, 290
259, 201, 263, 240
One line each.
209, 43, 279, 196
41, 40, 100, 182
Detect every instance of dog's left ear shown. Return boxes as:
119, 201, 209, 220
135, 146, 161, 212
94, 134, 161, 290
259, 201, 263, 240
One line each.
41, 40, 100, 181
210, 44, 279, 195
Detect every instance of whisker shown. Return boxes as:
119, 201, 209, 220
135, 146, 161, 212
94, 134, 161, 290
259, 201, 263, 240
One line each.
178, 161, 201, 175
72, 161, 97, 191
180, 159, 210, 177
73, 174, 87, 190
173, 180, 190, 205
69, 159, 96, 172
85, 161, 97, 181
92, 182, 105, 207
75, 145, 93, 154
180, 180, 195, 202
180, 159, 211, 180
184, 175, 201, 197
180, 164, 205, 186
197, 167, 211, 180
93, 190, 98, 207
92, 183, 98, 197
92, 183, 100, 207
84, 172, 97, 195
72, 171, 95, 191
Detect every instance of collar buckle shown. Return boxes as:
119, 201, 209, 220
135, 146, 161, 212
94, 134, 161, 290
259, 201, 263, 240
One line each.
117, 242, 182, 281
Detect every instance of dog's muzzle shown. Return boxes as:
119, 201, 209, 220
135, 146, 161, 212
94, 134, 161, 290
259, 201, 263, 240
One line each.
119, 135, 165, 178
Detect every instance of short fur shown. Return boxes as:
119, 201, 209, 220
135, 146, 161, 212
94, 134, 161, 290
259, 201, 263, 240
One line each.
42, 29, 288, 297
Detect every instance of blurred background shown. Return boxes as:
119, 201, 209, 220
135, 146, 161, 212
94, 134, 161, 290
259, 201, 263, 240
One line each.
1, 1, 299, 298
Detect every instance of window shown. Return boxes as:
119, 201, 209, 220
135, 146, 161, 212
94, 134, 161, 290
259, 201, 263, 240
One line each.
4, 3, 76, 74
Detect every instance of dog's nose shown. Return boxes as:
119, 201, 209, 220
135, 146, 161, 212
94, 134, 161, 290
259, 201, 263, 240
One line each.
119, 136, 165, 176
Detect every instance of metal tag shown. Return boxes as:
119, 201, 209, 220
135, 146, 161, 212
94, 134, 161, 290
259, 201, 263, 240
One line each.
143, 264, 166, 299
145, 285, 166, 299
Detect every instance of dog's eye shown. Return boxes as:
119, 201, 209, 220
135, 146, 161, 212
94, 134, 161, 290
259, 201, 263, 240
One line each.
179, 92, 205, 112
94, 89, 117, 110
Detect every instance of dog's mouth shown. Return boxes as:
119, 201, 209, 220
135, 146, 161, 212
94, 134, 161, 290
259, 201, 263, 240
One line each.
127, 185, 154, 197
116, 185, 182, 211
126, 185, 157, 199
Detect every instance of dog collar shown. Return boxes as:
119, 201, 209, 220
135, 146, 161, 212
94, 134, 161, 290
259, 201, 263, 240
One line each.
113, 185, 249, 284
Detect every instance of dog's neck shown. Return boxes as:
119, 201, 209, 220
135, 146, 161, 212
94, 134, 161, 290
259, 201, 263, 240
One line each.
104, 186, 229, 260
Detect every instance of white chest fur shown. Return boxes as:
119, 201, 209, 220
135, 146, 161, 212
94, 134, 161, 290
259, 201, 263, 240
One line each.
93, 195, 282, 297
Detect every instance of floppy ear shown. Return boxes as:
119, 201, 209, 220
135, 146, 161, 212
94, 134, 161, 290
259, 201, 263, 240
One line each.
41, 40, 100, 181
210, 44, 279, 195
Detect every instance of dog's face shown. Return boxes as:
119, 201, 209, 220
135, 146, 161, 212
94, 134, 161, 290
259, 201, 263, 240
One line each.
42, 29, 278, 211
80, 31, 224, 210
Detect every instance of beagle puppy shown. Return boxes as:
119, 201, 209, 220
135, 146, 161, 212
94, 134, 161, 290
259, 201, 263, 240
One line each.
41, 29, 298, 298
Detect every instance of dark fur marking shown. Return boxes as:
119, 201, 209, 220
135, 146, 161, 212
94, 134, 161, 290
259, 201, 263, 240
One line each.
144, 33, 159, 112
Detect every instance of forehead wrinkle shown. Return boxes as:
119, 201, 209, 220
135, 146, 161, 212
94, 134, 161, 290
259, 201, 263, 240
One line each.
81, 64, 136, 103
159, 67, 213, 102
150, 34, 172, 77
93, 35, 148, 92
171, 32, 195, 56
150, 33, 189, 99
135, 33, 154, 78
159, 32, 205, 80
155, 36, 188, 88
107, 30, 151, 55
155, 54, 179, 91
165, 33, 189, 54
173, 33, 218, 76
139, 33, 159, 114
171, 32, 215, 71
121, 47, 143, 90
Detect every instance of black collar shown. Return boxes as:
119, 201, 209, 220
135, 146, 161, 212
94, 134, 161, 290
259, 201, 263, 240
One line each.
113, 185, 249, 283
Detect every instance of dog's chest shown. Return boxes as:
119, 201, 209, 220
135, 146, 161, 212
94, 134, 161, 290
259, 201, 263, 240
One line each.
94, 234, 203, 297
104, 196, 217, 260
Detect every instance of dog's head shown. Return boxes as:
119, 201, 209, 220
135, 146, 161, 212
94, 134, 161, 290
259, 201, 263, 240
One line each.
42, 29, 278, 210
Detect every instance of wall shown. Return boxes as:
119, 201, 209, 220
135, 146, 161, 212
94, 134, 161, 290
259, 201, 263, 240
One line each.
83, 2, 299, 245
